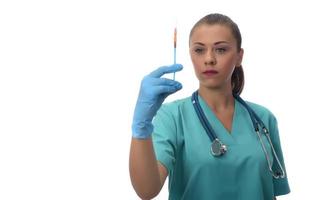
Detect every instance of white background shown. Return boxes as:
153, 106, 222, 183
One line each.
1, 0, 333, 199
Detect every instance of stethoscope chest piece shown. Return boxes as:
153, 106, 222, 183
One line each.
192, 90, 286, 178
211, 139, 227, 156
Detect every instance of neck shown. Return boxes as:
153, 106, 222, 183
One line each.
198, 87, 234, 112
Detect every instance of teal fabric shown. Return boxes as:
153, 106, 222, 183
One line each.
152, 95, 290, 200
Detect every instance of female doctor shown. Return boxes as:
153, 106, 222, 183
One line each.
130, 13, 290, 200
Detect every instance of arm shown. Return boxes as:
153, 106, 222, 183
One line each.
129, 138, 168, 199
129, 65, 182, 199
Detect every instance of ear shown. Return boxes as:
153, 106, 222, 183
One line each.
236, 48, 244, 67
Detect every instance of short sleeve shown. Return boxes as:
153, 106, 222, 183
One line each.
152, 105, 177, 175
269, 115, 291, 196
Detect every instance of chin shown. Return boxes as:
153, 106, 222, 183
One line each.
201, 83, 224, 90
200, 80, 230, 91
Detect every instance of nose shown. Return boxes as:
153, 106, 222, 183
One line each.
204, 50, 216, 66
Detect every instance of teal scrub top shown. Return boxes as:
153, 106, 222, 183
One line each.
152, 95, 290, 200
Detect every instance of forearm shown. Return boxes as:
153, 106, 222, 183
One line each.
130, 65, 182, 199
129, 137, 162, 199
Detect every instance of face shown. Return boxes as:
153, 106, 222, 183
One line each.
189, 24, 243, 90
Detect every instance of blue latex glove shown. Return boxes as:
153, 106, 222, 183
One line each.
132, 64, 183, 139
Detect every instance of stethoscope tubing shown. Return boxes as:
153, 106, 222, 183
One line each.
234, 94, 286, 178
192, 91, 216, 141
191, 91, 286, 179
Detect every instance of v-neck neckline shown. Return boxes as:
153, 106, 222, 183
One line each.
197, 95, 239, 136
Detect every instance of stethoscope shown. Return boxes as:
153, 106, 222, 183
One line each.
191, 91, 286, 179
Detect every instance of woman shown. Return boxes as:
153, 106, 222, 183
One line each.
130, 13, 290, 200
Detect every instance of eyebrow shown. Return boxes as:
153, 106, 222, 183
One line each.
193, 41, 229, 46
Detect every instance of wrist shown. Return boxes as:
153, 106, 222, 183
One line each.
132, 121, 153, 139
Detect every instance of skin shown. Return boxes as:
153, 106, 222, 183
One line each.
190, 25, 277, 200
189, 24, 243, 132
129, 138, 168, 199
130, 24, 277, 199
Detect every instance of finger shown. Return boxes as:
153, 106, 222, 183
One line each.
149, 64, 183, 78
151, 84, 182, 96
147, 77, 182, 87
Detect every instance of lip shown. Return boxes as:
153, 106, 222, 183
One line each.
203, 70, 218, 76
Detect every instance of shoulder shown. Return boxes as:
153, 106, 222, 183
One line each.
158, 96, 192, 114
153, 96, 193, 125
244, 100, 278, 125
246, 101, 274, 116
243, 100, 283, 142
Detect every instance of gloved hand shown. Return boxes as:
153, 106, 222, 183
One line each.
132, 64, 183, 139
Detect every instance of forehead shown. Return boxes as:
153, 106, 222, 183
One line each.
190, 24, 235, 44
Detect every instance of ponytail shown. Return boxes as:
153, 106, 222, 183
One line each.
231, 65, 244, 95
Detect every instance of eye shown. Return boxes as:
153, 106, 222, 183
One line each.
215, 47, 227, 54
194, 47, 204, 54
